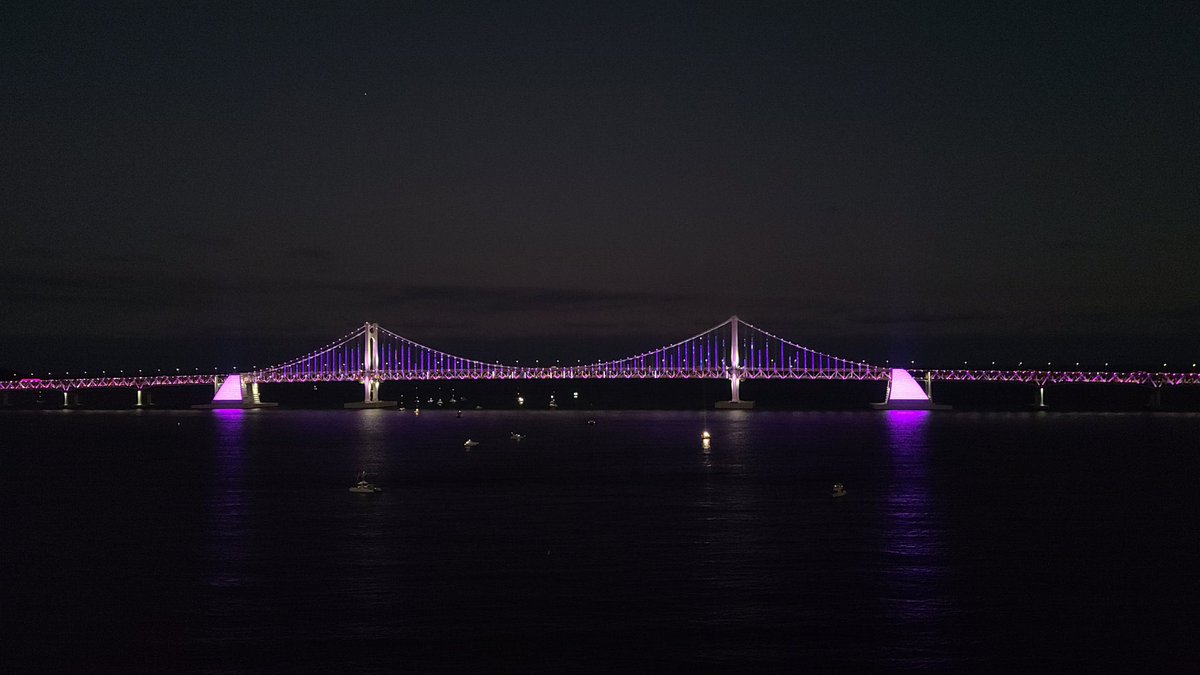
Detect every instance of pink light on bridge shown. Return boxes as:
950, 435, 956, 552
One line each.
888, 368, 929, 401
213, 375, 243, 402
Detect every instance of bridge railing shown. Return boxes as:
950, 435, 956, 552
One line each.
0, 374, 220, 391
913, 369, 1200, 386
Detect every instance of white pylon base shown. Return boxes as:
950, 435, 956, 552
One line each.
193, 401, 279, 409
871, 400, 951, 410
715, 400, 755, 409
344, 400, 398, 409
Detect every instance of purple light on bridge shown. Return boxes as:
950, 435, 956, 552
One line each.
889, 368, 929, 401
213, 375, 243, 402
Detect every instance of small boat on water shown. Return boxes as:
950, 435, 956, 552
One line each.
831, 483, 846, 498
350, 471, 381, 493
586, 419, 597, 426
701, 430, 711, 440
510, 432, 524, 441
464, 439, 480, 449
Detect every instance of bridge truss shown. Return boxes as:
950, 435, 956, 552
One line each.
2, 317, 1197, 406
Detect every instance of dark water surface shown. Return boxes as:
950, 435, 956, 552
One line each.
3, 409, 1198, 671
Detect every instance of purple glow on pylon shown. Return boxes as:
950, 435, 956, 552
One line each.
889, 368, 929, 401
213, 374, 243, 402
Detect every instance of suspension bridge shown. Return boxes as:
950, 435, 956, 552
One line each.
1, 316, 1196, 409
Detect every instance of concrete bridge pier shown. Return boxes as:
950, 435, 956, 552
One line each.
344, 324, 396, 408
716, 372, 754, 409
136, 388, 153, 408
1031, 385, 1049, 410
345, 377, 396, 409
715, 317, 754, 409
62, 390, 79, 408
193, 374, 277, 409
872, 368, 951, 410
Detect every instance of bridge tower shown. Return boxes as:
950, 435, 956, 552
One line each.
715, 315, 754, 409
346, 322, 397, 409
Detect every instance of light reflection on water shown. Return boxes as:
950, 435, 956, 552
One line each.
882, 410, 956, 665
8, 407, 1199, 670
207, 409, 247, 590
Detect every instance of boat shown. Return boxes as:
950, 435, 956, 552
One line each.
510, 432, 524, 441
701, 430, 711, 440
586, 419, 596, 426
463, 439, 480, 449
456, 410, 462, 418
831, 483, 846, 497
349, 471, 381, 493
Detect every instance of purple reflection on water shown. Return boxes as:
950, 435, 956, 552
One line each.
883, 410, 953, 634
207, 408, 248, 589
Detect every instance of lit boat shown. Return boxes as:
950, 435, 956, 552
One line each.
510, 432, 524, 441
701, 430, 711, 440
349, 471, 381, 493
831, 483, 846, 497
464, 439, 480, 449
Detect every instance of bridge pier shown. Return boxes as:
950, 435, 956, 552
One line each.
1031, 385, 1048, 410
715, 316, 754, 409
345, 377, 396, 409
716, 373, 754, 409
62, 390, 79, 408
345, 324, 396, 408
135, 388, 154, 408
873, 368, 951, 410
193, 374, 277, 409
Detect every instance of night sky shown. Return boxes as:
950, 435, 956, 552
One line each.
3, 2, 1197, 375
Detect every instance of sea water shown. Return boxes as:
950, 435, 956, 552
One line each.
2, 409, 1197, 671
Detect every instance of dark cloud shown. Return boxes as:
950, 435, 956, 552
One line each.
287, 246, 330, 261
842, 309, 1010, 326
1, 3, 1196, 372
